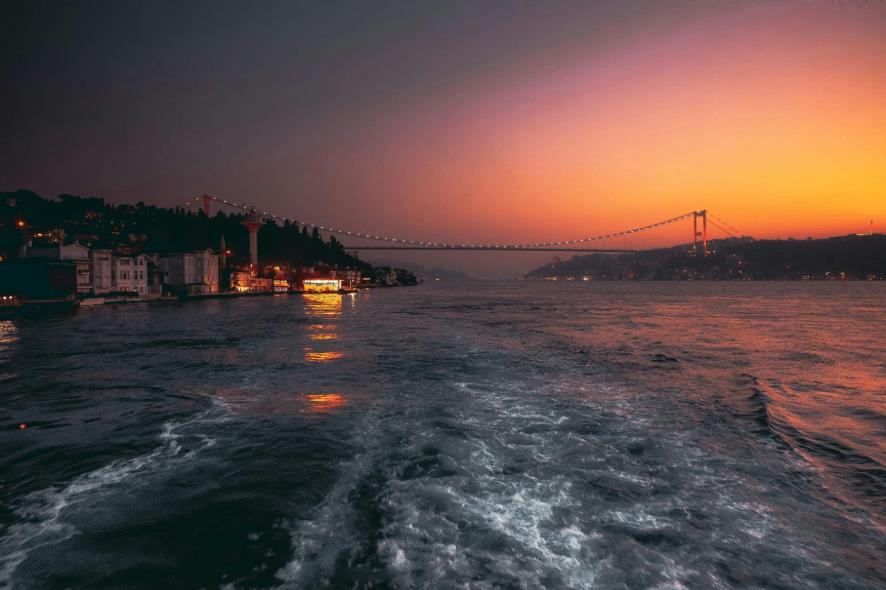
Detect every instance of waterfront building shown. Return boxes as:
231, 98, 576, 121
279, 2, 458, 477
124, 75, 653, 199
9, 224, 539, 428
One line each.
113, 254, 149, 296
329, 268, 361, 288
154, 249, 219, 295
303, 278, 343, 292
292, 266, 362, 290
89, 248, 114, 294
59, 243, 92, 295
194, 249, 219, 292
230, 269, 273, 293
21, 242, 158, 297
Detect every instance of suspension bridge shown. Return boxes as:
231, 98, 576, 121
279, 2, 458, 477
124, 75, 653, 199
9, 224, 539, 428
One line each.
182, 194, 741, 255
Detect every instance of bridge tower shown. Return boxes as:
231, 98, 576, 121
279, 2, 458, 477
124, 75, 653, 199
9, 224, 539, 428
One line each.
241, 211, 263, 268
693, 210, 708, 256
201, 194, 211, 217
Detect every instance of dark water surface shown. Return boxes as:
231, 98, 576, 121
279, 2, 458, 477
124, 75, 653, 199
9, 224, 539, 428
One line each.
1, 282, 884, 589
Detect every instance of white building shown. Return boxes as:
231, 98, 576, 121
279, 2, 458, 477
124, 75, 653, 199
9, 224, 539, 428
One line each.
155, 249, 219, 294
59, 243, 92, 294
194, 249, 219, 292
113, 254, 149, 296
22, 241, 155, 297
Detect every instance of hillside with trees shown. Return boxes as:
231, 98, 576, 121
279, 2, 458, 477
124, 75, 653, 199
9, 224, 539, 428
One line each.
0, 190, 372, 272
525, 235, 886, 281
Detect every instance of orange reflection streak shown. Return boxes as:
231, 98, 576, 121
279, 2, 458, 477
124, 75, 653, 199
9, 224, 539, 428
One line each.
303, 293, 344, 362
303, 293, 342, 318
304, 350, 344, 362
305, 393, 347, 413
0, 320, 19, 345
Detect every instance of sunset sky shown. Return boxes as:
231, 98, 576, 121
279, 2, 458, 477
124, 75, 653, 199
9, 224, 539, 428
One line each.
3, 1, 884, 274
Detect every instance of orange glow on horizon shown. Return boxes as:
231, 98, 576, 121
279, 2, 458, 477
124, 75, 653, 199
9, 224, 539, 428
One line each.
308, 2, 886, 244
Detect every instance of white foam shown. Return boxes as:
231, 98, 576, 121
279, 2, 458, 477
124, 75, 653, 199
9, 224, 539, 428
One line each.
0, 410, 223, 586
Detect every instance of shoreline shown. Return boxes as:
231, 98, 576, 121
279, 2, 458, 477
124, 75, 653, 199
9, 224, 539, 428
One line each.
1, 284, 418, 317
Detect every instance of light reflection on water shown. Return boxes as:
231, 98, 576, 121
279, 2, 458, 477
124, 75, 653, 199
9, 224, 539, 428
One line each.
304, 350, 344, 362
0, 320, 18, 376
308, 333, 338, 341
303, 293, 343, 318
303, 293, 345, 362
304, 393, 347, 413
0, 320, 18, 345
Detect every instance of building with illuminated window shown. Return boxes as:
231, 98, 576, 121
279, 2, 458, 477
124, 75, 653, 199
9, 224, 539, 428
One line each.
303, 278, 343, 293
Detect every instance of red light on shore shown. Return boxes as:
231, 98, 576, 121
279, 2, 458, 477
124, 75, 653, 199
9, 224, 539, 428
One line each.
16, 220, 26, 228
18, 423, 27, 430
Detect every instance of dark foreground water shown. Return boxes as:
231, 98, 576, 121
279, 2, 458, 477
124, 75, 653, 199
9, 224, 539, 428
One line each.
1, 282, 884, 589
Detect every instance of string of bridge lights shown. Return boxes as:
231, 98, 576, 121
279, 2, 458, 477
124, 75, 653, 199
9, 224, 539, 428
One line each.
181, 195, 733, 249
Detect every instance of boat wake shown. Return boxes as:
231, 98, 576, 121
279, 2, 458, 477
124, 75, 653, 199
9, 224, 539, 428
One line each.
0, 408, 225, 587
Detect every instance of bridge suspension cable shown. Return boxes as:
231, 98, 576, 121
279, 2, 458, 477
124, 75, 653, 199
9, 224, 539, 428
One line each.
706, 212, 741, 237
182, 195, 737, 250
706, 218, 737, 238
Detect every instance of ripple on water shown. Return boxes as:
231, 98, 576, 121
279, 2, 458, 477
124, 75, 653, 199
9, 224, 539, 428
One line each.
0, 407, 227, 587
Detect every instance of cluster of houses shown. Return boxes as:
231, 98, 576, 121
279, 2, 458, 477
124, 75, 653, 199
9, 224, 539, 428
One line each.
20, 240, 220, 299
1, 213, 419, 312
12, 238, 392, 303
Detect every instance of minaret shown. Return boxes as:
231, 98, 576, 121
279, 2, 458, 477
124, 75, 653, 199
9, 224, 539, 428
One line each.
241, 211, 263, 268
219, 234, 227, 268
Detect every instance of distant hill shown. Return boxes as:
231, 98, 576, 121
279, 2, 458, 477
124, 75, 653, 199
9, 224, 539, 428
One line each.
524, 235, 886, 281
368, 260, 476, 282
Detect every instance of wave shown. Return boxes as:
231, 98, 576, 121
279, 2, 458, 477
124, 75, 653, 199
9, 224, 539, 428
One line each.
725, 375, 885, 532
0, 408, 225, 587
276, 381, 606, 589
